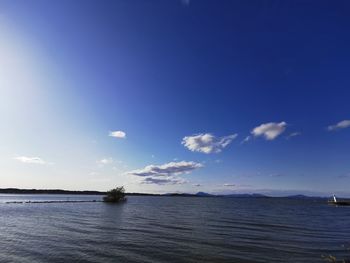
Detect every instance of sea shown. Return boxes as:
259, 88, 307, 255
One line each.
0, 194, 349, 263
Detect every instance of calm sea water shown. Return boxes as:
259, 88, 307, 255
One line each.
0, 195, 349, 263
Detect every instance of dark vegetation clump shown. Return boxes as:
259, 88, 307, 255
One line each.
103, 186, 126, 203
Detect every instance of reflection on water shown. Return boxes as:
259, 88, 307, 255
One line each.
0, 195, 349, 263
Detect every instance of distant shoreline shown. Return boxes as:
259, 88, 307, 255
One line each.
0, 188, 160, 196
0, 188, 329, 199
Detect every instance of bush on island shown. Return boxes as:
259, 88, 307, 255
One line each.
103, 186, 126, 203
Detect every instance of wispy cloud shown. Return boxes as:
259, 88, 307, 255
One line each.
181, 0, 190, 6
223, 183, 235, 187
182, 133, 237, 154
269, 173, 285, 177
286, 132, 301, 139
337, 173, 350, 179
128, 161, 203, 177
251, 122, 287, 140
327, 120, 350, 131
241, 135, 251, 144
14, 156, 48, 165
127, 161, 203, 185
193, 183, 201, 187
109, 130, 126, 139
97, 158, 113, 165
142, 177, 187, 185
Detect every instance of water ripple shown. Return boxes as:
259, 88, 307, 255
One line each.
1, 195, 350, 262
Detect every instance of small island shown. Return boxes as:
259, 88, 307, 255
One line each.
103, 186, 127, 203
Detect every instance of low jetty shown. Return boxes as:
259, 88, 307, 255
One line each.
5, 200, 102, 204
328, 195, 350, 206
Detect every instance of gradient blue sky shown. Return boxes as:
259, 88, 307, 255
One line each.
1, 0, 350, 196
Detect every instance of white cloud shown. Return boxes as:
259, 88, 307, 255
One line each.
109, 130, 126, 139
97, 158, 113, 165
327, 120, 350, 131
182, 133, 237, 154
14, 156, 47, 165
223, 183, 235, 187
128, 161, 203, 177
127, 161, 203, 185
251, 122, 287, 140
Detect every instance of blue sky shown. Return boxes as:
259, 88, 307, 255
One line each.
0, 0, 350, 196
